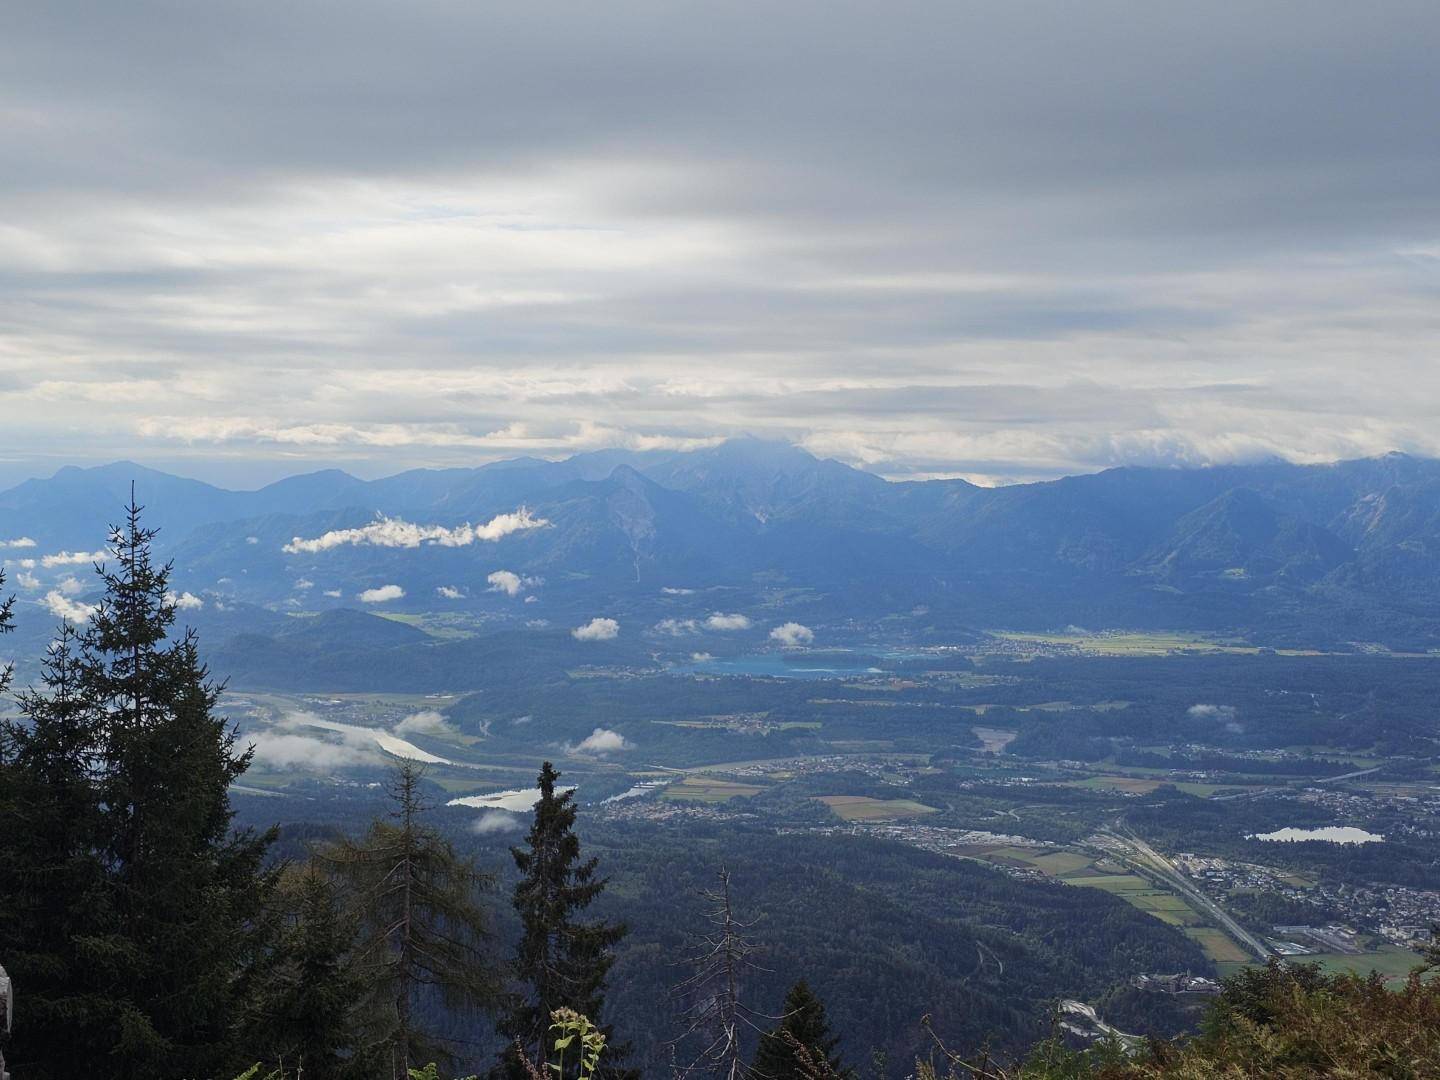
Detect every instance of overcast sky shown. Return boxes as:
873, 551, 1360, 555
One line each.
4, 1, 1440, 488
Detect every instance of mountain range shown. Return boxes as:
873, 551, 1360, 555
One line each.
4, 440, 1440, 675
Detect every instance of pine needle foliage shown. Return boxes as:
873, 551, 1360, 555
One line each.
498, 762, 627, 1077
321, 760, 501, 1080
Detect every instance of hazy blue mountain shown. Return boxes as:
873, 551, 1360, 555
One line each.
6, 443, 1440, 661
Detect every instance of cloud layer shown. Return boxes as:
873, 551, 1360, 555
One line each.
572, 617, 619, 642
5, 3, 1440, 484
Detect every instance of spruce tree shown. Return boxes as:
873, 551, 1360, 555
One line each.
321, 760, 501, 1080
751, 981, 850, 1080
245, 863, 366, 1079
0, 627, 117, 1079
77, 496, 276, 1078
498, 762, 627, 1078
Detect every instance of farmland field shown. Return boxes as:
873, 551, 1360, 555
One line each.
662, 777, 765, 802
817, 795, 940, 821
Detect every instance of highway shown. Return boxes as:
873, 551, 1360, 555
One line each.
1097, 825, 1271, 963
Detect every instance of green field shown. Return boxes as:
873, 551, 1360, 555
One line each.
1306, 947, 1425, 982
662, 777, 765, 802
1187, 927, 1253, 964
817, 795, 939, 821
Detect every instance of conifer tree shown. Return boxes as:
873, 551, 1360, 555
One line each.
498, 762, 627, 1078
77, 495, 276, 1078
0, 627, 117, 1079
751, 982, 850, 1080
246, 863, 366, 1079
322, 760, 501, 1080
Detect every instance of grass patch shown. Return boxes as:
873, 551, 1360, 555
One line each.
1306, 947, 1424, 983
1027, 851, 1095, 876
1063, 874, 1152, 892
1187, 927, 1252, 964
663, 778, 764, 803
817, 795, 940, 821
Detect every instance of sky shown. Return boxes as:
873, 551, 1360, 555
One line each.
3, 0, 1440, 489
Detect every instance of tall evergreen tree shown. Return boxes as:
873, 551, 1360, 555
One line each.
751, 982, 850, 1080
76, 496, 276, 1078
0, 627, 118, 1079
497, 762, 627, 1078
245, 863, 366, 1079
321, 761, 501, 1080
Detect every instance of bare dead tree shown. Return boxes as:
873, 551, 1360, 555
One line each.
669, 867, 777, 1080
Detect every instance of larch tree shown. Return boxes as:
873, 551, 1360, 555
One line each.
497, 761, 628, 1080
321, 760, 501, 1080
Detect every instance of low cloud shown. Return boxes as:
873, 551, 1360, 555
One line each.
770, 622, 815, 646
358, 584, 405, 603
166, 591, 204, 611
394, 710, 458, 737
470, 810, 524, 835
655, 617, 699, 636
572, 727, 630, 755
662, 587, 695, 595
294, 578, 314, 591
487, 569, 542, 597
56, 574, 86, 596
16, 571, 40, 589
1187, 703, 1237, 722
284, 508, 548, 554
1, 538, 36, 549
41, 550, 105, 568
572, 617, 619, 641
436, 585, 464, 599
248, 731, 380, 770
323, 589, 342, 598
690, 651, 713, 662
43, 591, 97, 624
705, 612, 752, 631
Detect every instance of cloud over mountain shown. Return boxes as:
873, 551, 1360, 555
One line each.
283, 509, 548, 554
770, 622, 815, 646
357, 584, 404, 603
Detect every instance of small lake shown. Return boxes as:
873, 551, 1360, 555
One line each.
1249, 826, 1384, 844
447, 785, 574, 812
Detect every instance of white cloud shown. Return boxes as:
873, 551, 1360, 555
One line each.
248, 731, 380, 770
56, 574, 85, 596
770, 622, 815, 646
166, 590, 204, 611
16, 571, 40, 589
573, 727, 630, 755
245, 536, 260, 545
436, 585, 464, 599
1, 538, 36, 549
526, 618, 549, 628
486, 569, 541, 596
394, 710, 457, 737
470, 810, 524, 834
524, 594, 538, 603
43, 590, 97, 624
357, 584, 405, 603
662, 586, 695, 595
294, 578, 314, 590
690, 651, 713, 662
572, 617, 619, 641
705, 612, 752, 631
655, 617, 699, 636
323, 589, 342, 598
1187, 704, 1237, 722
41, 550, 105, 568
284, 508, 548, 554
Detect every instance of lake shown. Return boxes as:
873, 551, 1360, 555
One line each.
1249, 826, 1384, 844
